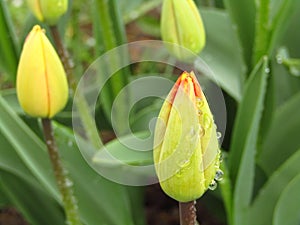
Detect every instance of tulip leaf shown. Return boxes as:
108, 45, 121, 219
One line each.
0, 95, 136, 225
122, 0, 162, 24
223, 0, 255, 68
273, 173, 300, 225
53, 123, 136, 225
268, 0, 300, 56
0, 129, 38, 187
228, 57, 269, 225
0, 95, 60, 200
0, 170, 64, 225
248, 149, 300, 225
200, 9, 246, 102
0, 0, 19, 81
93, 131, 154, 166
258, 91, 300, 176
92, 0, 130, 132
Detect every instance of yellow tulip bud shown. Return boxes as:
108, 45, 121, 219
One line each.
153, 71, 221, 202
16, 25, 68, 118
26, 0, 68, 25
161, 0, 206, 60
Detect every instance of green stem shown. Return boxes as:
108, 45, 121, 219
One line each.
49, 25, 101, 150
42, 119, 82, 225
94, 0, 130, 135
179, 201, 198, 225
252, 0, 271, 65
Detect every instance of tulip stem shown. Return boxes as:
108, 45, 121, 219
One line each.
50, 26, 76, 91
49, 25, 101, 150
179, 201, 198, 225
42, 118, 82, 225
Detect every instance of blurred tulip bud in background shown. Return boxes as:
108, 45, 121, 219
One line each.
153, 71, 221, 202
26, 0, 68, 25
17, 25, 68, 118
161, 0, 206, 60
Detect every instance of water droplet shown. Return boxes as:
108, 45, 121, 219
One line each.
65, 178, 73, 188
203, 114, 211, 129
197, 109, 202, 116
290, 66, 300, 77
276, 55, 283, 64
208, 180, 217, 190
180, 159, 191, 168
215, 170, 224, 181
219, 151, 223, 163
175, 170, 183, 178
68, 140, 73, 147
46, 140, 52, 145
197, 98, 204, 108
265, 67, 270, 74
216, 132, 222, 139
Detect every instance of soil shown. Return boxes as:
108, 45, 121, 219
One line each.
0, 185, 225, 225
145, 184, 226, 225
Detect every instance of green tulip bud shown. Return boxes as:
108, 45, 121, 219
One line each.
16, 25, 68, 118
161, 0, 206, 60
153, 71, 221, 202
26, 0, 68, 25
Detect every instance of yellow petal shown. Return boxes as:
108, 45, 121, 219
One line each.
17, 25, 68, 118
153, 71, 220, 202
161, 0, 206, 60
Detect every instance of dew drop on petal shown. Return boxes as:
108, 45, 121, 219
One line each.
215, 170, 224, 181
203, 114, 211, 129
208, 180, 217, 190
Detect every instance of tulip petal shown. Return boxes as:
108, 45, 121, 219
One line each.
17, 25, 68, 118
153, 71, 220, 202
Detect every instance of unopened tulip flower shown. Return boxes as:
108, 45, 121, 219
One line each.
26, 0, 68, 25
153, 71, 221, 202
161, 0, 206, 60
17, 25, 68, 118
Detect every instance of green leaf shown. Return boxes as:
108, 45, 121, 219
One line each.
273, 173, 300, 225
268, 0, 300, 56
248, 149, 300, 225
258, 91, 300, 175
122, 0, 162, 24
0, 95, 59, 200
92, 0, 130, 133
200, 9, 246, 101
0, 0, 19, 81
223, 0, 256, 68
93, 131, 154, 166
0, 170, 64, 225
227, 57, 269, 225
219, 154, 233, 225
54, 124, 136, 225
0, 129, 37, 187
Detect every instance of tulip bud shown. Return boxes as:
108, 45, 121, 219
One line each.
16, 25, 68, 118
161, 0, 206, 60
153, 71, 221, 202
26, 0, 68, 25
